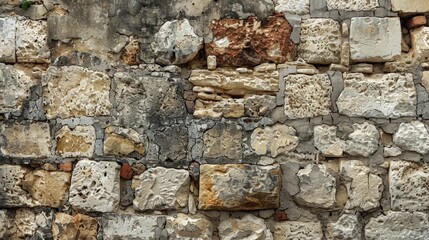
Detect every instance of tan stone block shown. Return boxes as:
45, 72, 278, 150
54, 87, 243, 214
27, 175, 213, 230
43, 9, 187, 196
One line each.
203, 123, 242, 160
52, 213, 98, 240
392, 0, 429, 13
55, 125, 95, 157
16, 19, 50, 63
251, 124, 299, 157
104, 126, 145, 157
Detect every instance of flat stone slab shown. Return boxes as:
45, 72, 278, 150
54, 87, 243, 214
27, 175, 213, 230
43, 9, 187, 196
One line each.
102, 214, 165, 240
327, 0, 379, 11
199, 164, 281, 210
391, 0, 429, 13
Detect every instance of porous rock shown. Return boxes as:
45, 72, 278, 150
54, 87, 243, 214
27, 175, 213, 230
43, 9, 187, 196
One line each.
199, 164, 281, 210
274, 221, 323, 240
393, 121, 429, 155
344, 122, 379, 157
411, 27, 429, 62
314, 125, 344, 157
0, 165, 34, 207
365, 211, 429, 240
104, 126, 145, 158
52, 213, 98, 240
284, 74, 332, 119
55, 125, 96, 157
0, 17, 16, 63
326, 213, 362, 240
298, 19, 341, 64
275, 0, 309, 15
43, 66, 112, 119
166, 213, 214, 240
218, 214, 273, 240
132, 167, 190, 211
9, 209, 36, 239
68, 160, 120, 212
102, 214, 164, 240
327, 0, 379, 11
250, 124, 299, 157
16, 19, 50, 63
337, 73, 416, 118
203, 123, 243, 160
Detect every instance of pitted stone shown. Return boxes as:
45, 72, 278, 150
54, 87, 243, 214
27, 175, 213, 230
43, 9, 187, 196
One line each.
103, 214, 165, 240
0, 17, 16, 63
327, 0, 379, 11
251, 124, 299, 157
55, 125, 96, 158
393, 121, 429, 155
274, 221, 323, 240
16, 19, 50, 63
218, 214, 273, 240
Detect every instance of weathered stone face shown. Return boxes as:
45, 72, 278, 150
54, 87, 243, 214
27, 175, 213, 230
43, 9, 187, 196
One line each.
198, 164, 281, 210
218, 214, 273, 240
43, 66, 112, 119
104, 126, 145, 158
154, 124, 188, 163
1, 122, 51, 158
151, 18, 203, 65
284, 74, 332, 119
393, 121, 429, 155
69, 160, 120, 212
275, 0, 309, 15
9, 209, 36, 239
337, 73, 416, 118
326, 0, 379, 11
55, 126, 95, 157
390, 161, 429, 211
344, 122, 379, 157
52, 213, 98, 240
251, 124, 299, 157
22, 170, 71, 208
365, 211, 429, 240
340, 160, 383, 211
0, 64, 38, 114
166, 213, 214, 240
0, 17, 16, 63
298, 19, 341, 64
274, 221, 323, 240
203, 123, 243, 160
350, 17, 401, 62
391, 0, 429, 13
314, 125, 344, 157
326, 213, 362, 240
294, 164, 337, 208
16, 19, 50, 63
0, 165, 34, 207
206, 16, 295, 67
411, 27, 429, 62
132, 167, 190, 211
102, 214, 165, 240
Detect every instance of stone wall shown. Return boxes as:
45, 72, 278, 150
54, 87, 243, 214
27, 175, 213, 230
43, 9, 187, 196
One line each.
1, 0, 429, 239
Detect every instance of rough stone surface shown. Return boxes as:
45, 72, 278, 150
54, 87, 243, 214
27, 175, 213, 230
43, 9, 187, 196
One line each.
166, 213, 214, 240
0, 17, 16, 63
411, 27, 429, 61
341, 160, 383, 211
350, 17, 401, 62
154, 124, 188, 163
326, 213, 362, 240
9, 209, 36, 239
314, 125, 344, 157
250, 124, 299, 157
344, 122, 379, 157
0, 64, 37, 114
218, 214, 273, 240
102, 214, 164, 240
274, 221, 323, 240
365, 211, 429, 240
284, 74, 332, 119
327, 0, 379, 11
294, 164, 337, 208
275, 0, 309, 15
393, 121, 429, 155
16, 19, 50, 63
151, 18, 203, 65
69, 160, 120, 212
0, 165, 34, 207
22, 170, 71, 208
298, 19, 341, 64
55, 125, 95, 157
104, 126, 145, 158
43, 66, 112, 119
337, 73, 416, 118
132, 167, 190, 211
1, 122, 51, 158
52, 213, 98, 240
390, 161, 429, 211
203, 123, 243, 160
199, 164, 281, 210
391, 0, 429, 13
206, 16, 295, 67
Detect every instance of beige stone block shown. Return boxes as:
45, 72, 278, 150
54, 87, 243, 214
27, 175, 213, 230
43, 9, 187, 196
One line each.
0, 17, 16, 63
16, 19, 50, 63
52, 213, 98, 240
391, 0, 429, 13
327, 0, 379, 11
56, 125, 95, 157
104, 126, 145, 158
251, 124, 299, 157
203, 123, 242, 160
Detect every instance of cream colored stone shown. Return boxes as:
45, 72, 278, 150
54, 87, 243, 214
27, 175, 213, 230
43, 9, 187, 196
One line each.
167, 213, 214, 240
314, 125, 344, 157
207, 55, 216, 70
251, 124, 299, 157
299, 19, 341, 64
52, 213, 98, 240
327, 0, 379, 11
43, 66, 112, 119
218, 215, 273, 240
411, 26, 429, 61
0, 165, 35, 207
344, 122, 379, 157
16, 19, 50, 63
350, 17, 401, 62
1, 122, 51, 158
337, 73, 416, 118
243, 95, 276, 117
393, 121, 429, 155
194, 98, 244, 118
103, 215, 163, 240
326, 213, 362, 240
55, 125, 95, 157
284, 74, 331, 119
0, 17, 16, 63
10, 209, 36, 239
422, 71, 429, 92
104, 126, 145, 157
391, 0, 429, 13
275, 0, 309, 15
274, 221, 323, 240
203, 123, 242, 160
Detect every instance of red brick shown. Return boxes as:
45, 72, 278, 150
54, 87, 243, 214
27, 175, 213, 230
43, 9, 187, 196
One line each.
274, 211, 287, 222
58, 162, 73, 172
407, 16, 427, 29
120, 163, 134, 180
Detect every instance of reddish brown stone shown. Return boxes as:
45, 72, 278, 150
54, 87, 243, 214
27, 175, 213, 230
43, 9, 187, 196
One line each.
407, 16, 427, 29
120, 163, 133, 180
121, 38, 140, 65
58, 162, 73, 172
131, 163, 146, 175
274, 211, 287, 222
206, 15, 295, 67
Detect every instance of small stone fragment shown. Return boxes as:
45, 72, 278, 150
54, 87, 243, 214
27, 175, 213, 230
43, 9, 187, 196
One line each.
393, 121, 429, 155
218, 214, 273, 240
120, 164, 133, 180
251, 124, 299, 157
384, 145, 402, 157
166, 213, 214, 240
350, 63, 373, 73
52, 213, 98, 240
407, 16, 427, 29
55, 125, 95, 157
207, 55, 216, 70
121, 37, 140, 65
58, 162, 73, 172
274, 221, 323, 240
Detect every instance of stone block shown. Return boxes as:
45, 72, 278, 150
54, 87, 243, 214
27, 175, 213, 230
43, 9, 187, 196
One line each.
0, 17, 16, 63
337, 73, 416, 118
326, 213, 362, 240
154, 124, 188, 163
166, 214, 213, 240
203, 123, 242, 160
104, 126, 145, 158
284, 74, 332, 119
199, 164, 281, 210
275, 0, 310, 15
218, 215, 273, 240
102, 214, 165, 240
327, 0, 379, 11
365, 211, 429, 240
251, 124, 299, 157
43, 66, 112, 119
314, 125, 344, 157
69, 160, 120, 212
411, 26, 429, 61
274, 221, 323, 239
1, 122, 51, 158
132, 167, 190, 211
391, 0, 429, 13
344, 122, 379, 157
393, 121, 429, 155
206, 16, 295, 66
390, 161, 429, 211
16, 19, 50, 63
55, 125, 95, 157
52, 213, 98, 240
298, 18, 341, 64
0, 165, 34, 207
350, 17, 401, 62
